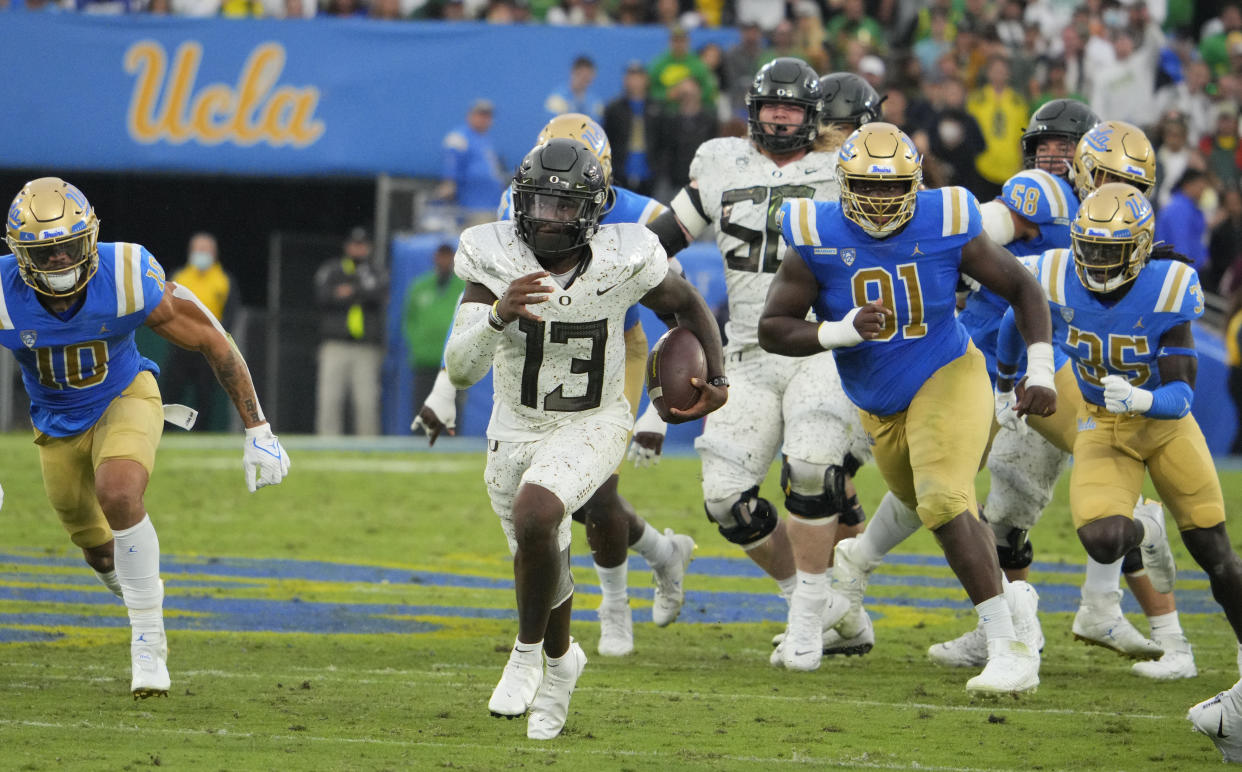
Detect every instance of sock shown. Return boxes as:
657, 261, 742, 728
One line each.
777, 574, 797, 602
632, 523, 674, 568
856, 492, 920, 567
545, 644, 575, 671
94, 569, 124, 599
595, 562, 628, 606
112, 514, 164, 637
794, 569, 829, 600
1082, 556, 1123, 595
512, 636, 543, 666
1147, 611, 1183, 640
976, 594, 1017, 643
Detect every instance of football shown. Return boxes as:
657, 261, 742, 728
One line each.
646, 327, 707, 422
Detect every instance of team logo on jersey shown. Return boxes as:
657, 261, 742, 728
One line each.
1077, 416, 1096, 432
841, 248, 856, 266
1059, 307, 1074, 323
20, 330, 36, 348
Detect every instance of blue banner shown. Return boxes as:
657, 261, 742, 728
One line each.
0, 16, 736, 177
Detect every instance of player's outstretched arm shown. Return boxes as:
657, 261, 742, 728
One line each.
145, 282, 290, 492
759, 249, 888, 356
639, 270, 727, 422
960, 234, 1056, 419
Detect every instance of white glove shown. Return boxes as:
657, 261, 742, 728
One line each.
994, 388, 1027, 435
243, 423, 291, 493
1101, 374, 1152, 414
626, 403, 668, 468
412, 369, 458, 435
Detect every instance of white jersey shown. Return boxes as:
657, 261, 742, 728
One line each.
455, 221, 669, 442
675, 137, 840, 346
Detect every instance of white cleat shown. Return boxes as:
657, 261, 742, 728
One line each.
652, 530, 695, 627
130, 632, 170, 699
1132, 634, 1197, 680
928, 623, 987, 668
824, 607, 875, 656
1072, 589, 1163, 660
1134, 499, 1176, 594
770, 636, 787, 668
965, 639, 1039, 696
488, 646, 543, 718
782, 591, 828, 671
1189, 686, 1242, 762
597, 599, 634, 657
527, 641, 587, 740
1006, 580, 1044, 655
831, 538, 875, 609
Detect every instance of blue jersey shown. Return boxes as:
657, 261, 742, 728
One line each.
959, 169, 1078, 383
497, 184, 666, 332
782, 187, 983, 415
1031, 248, 1205, 408
0, 242, 165, 436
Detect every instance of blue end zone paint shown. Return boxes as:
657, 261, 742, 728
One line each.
0, 552, 1219, 641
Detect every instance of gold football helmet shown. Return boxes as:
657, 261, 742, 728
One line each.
836, 122, 922, 238
537, 113, 613, 184
1071, 182, 1154, 293
5, 177, 100, 297
1073, 120, 1156, 201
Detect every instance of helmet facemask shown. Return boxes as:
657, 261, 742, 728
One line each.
6, 177, 100, 298
1071, 182, 1155, 294
1073, 232, 1149, 293
513, 188, 605, 257
838, 172, 920, 238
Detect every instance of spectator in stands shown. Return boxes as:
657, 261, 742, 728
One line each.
160, 232, 238, 432
723, 21, 764, 122
1211, 185, 1242, 294
1203, 106, 1242, 190
760, 19, 804, 68
858, 54, 886, 93
1200, 4, 1242, 77
1032, 60, 1085, 111
1155, 112, 1197, 208
1155, 168, 1211, 274
370, 0, 407, 20
913, 6, 952, 77
967, 54, 1027, 199
313, 227, 389, 437
649, 26, 717, 112
792, 0, 829, 74
604, 60, 660, 197
403, 243, 464, 412
1157, 59, 1216, 145
652, 76, 717, 202
1089, 22, 1164, 129
697, 42, 730, 120
545, 0, 611, 25
928, 77, 987, 192
435, 99, 507, 229
824, 0, 887, 65
544, 55, 605, 120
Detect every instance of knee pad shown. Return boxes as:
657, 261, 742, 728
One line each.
705, 486, 779, 547
991, 523, 1034, 570
841, 490, 866, 527
780, 457, 847, 521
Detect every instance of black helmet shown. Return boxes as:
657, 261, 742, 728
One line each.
512, 138, 608, 259
820, 72, 883, 128
745, 57, 824, 154
1020, 98, 1099, 176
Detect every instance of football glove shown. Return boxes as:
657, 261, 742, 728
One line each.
1101, 374, 1152, 414
243, 423, 291, 493
994, 388, 1027, 435
626, 403, 668, 468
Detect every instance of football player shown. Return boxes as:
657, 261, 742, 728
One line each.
445, 139, 726, 739
762, 123, 1053, 694
416, 114, 697, 658
644, 58, 876, 671
999, 182, 1242, 759
0, 178, 290, 699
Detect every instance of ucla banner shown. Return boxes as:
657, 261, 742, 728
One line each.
0, 16, 735, 177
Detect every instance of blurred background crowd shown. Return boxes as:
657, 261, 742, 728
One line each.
2, 0, 1240, 446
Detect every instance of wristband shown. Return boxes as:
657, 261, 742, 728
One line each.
488, 300, 507, 331
817, 308, 865, 350
1024, 342, 1055, 390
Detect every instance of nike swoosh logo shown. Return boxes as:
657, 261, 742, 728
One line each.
596, 283, 621, 295
793, 649, 817, 656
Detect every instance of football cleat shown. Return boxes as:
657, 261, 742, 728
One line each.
1006, 580, 1044, 655
489, 645, 544, 718
782, 591, 828, 671
965, 639, 1039, 696
823, 607, 874, 656
130, 632, 170, 699
651, 529, 695, 627
831, 537, 875, 609
597, 599, 634, 657
1189, 685, 1242, 763
1134, 499, 1176, 594
527, 641, 587, 740
1071, 589, 1163, 660
928, 624, 988, 669
1132, 634, 1196, 680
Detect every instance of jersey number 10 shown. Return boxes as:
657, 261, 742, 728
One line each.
36, 341, 109, 390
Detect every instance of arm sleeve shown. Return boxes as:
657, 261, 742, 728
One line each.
1146, 380, 1194, 419
443, 301, 501, 390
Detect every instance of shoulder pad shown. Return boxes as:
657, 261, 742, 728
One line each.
779, 198, 822, 247
689, 137, 752, 182
1036, 248, 1072, 305
1001, 169, 1073, 225
1154, 260, 1205, 319
936, 186, 980, 237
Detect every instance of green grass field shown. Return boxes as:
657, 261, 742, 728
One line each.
2, 433, 1241, 771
